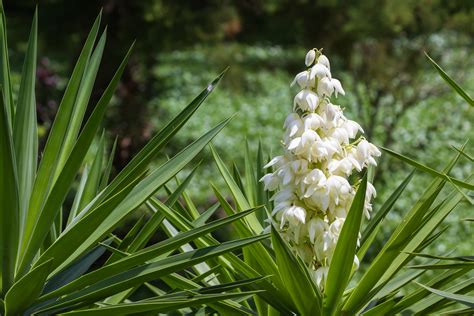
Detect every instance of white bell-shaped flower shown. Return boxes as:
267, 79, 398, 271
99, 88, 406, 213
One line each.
318, 54, 330, 70
331, 78, 345, 96
261, 173, 280, 191
281, 205, 307, 228
284, 113, 304, 137
308, 217, 328, 243
303, 113, 325, 131
326, 175, 352, 208
303, 169, 327, 198
291, 71, 312, 88
311, 137, 341, 161
294, 89, 320, 112
328, 156, 361, 176
317, 77, 334, 96
264, 155, 285, 169
310, 63, 331, 80
343, 120, 364, 138
363, 182, 377, 218
312, 266, 329, 288
355, 139, 382, 167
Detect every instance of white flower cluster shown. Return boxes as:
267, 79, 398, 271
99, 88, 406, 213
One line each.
261, 49, 381, 288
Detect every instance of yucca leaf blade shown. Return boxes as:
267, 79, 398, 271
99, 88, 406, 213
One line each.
21, 12, 102, 259
408, 262, 474, 269
0, 2, 14, 127
452, 145, 473, 162
42, 239, 113, 294
159, 275, 258, 315
272, 225, 322, 315
36, 235, 268, 313
125, 210, 165, 253
255, 140, 268, 223
60, 291, 260, 315
99, 137, 117, 190
97, 70, 228, 203
39, 200, 256, 300
54, 29, 107, 176
358, 170, 415, 261
212, 185, 283, 286
360, 169, 414, 246
0, 89, 19, 294
17, 42, 134, 276
360, 299, 397, 316
66, 165, 89, 225
415, 282, 474, 308
78, 133, 105, 211
33, 168, 145, 272
148, 188, 293, 314
324, 173, 367, 316
376, 177, 472, 287
104, 215, 146, 264
4, 258, 53, 315
425, 53, 474, 107
244, 140, 257, 206
343, 149, 463, 314
391, 268, 469, 314
12, 9, 38, 235
406, 252, 473, 262
193, 203, 219, 226
414, 280, 473, 315
55, 117, 231, 273
382, 147, 474, 191
210, 144, 263, 235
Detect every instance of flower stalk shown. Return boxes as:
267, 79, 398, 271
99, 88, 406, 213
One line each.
261, 48, 381, 288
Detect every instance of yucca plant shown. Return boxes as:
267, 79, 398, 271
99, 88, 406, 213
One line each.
0, 5, 270, 315
203, 51, 473, 315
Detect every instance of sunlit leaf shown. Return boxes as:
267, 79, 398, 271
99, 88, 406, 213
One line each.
425, 53, 474, 107
272, 226, 322, 315
324, 173, 367, 316
415, 281, 474, 308
13, 9, 38, 233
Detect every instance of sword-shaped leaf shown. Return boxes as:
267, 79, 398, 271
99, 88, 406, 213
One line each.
324, 173, 367, 316
425, 53, 474, 107
12, 9, 38, 234
4, 259, 53, 315
272, 225, 322, 315
36, 235, 268, 313
0, 89, 19, 294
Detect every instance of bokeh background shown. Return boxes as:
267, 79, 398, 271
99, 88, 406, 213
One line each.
4, 0, 473, 256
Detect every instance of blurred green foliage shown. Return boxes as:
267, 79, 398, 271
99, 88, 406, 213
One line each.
4, 0, 473, 255
152, 39, 473, 256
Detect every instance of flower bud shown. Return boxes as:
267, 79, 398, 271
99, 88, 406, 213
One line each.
305, 49, 316, 66
331, 78, 345, 96
291, 71, 310, 88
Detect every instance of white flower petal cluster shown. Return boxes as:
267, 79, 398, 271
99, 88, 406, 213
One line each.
262, 49, 381, 289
